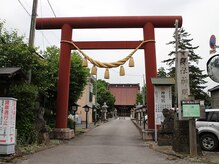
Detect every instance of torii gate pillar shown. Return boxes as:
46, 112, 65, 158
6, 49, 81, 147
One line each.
56, 24, 72, 128
144, 23, 156, 129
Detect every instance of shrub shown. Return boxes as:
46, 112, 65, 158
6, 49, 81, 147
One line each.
8, 83, 38, 145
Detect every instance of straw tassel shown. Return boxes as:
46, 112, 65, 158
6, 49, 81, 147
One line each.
104, 68, 110, 79
82, 57, 88, 67
129, 57, 134, 67
91, 65, 97, 75
120, 65, 125, 76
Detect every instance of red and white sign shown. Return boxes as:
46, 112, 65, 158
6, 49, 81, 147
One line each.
0, 98, 17, 145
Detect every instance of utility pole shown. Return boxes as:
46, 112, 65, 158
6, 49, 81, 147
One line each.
28, 0, 38, 83
29, 0, 38, 46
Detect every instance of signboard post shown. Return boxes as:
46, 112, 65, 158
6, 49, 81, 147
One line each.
0, 97, 17, 154
182, 101, 200, 118
151, 77, 175, 142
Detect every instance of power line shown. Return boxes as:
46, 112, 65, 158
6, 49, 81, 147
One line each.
17, 0, 31, 16
47, 0, 56, 17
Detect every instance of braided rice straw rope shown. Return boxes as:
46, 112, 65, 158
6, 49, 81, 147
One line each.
61, 40, 155, 68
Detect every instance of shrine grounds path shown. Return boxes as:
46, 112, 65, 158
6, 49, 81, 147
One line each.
17, 118, 199, 164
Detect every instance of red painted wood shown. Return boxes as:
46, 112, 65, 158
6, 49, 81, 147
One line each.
108, 84, 140, 106
144, 23, 157, 130
36, 16, 182, 29
56, 24, 72, 128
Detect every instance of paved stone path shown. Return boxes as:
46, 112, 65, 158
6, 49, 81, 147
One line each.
17, 118, 191, 164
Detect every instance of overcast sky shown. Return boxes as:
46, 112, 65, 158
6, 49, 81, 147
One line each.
1, 0, 219, 91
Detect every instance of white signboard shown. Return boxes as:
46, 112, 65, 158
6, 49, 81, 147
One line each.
154, 86, 172, 125
176, 51, 190, 119
0, 98, 17, 145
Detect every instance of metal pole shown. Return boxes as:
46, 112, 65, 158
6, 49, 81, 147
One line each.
74, 111, 76, 132
86, 112, 88, 128
95, 75, 97, 125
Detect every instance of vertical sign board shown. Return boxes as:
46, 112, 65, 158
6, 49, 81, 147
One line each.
0, 97, 17, 154
154, 86, 172, 125
177, 51, 190, 120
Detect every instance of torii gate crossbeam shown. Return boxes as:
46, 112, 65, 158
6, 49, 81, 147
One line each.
36, 16, 182, 131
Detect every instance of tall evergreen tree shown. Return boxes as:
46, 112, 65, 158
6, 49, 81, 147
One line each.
163, 28, 210, 105
157, 67, 168, 78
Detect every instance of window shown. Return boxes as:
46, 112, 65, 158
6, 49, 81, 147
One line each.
207, 112, 219, 122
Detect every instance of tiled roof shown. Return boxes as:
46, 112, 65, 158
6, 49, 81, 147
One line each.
0, 67, 21, 75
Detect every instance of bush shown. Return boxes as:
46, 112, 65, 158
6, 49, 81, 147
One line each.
8, 83, 39, 145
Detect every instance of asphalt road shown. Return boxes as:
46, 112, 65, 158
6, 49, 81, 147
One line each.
17, 118, 191, 164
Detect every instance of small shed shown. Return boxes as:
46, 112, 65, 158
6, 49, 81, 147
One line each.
208, 85, 219, 108
0, 67, 27, 96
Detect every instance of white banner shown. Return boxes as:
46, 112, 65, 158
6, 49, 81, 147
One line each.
154, 86, 172, 125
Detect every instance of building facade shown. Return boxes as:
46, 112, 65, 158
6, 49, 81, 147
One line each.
209, 85, 219, 108
77, 76, 96, 124
108, 83, 140, 116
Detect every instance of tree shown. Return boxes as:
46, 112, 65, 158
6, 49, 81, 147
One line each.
0, 21, 37, 74
0, 20, 90, 143
69, 52, 90, 103
0, 21, 41, 144
157, 67, 168, 78
136, 85, 146, 105
163, 28, 210, 105
42, 46, 90, 114
96, 79, 115, 109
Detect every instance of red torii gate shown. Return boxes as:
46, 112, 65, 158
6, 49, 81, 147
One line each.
36, 16, 182, 130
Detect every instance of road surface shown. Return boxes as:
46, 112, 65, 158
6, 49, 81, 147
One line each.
17, 118, 190, 164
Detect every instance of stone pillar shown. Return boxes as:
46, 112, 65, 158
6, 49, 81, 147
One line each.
172, 120, 190, 153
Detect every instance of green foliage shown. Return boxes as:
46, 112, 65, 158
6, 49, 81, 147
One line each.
69, 52, 90, 103
163, 28, 201, 66
136, 85, 146, 105
163, 28, 210, 105
8, 83, 38, 145
0, 21, 36, 74
0, 21, 90, 145
96, 80, 115, 109
157, 67, 168, 78
136, 93, 143, 104
41, 46, 90, 113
